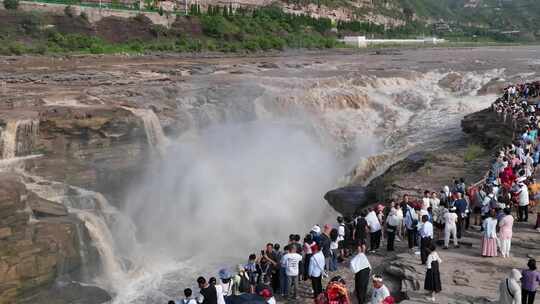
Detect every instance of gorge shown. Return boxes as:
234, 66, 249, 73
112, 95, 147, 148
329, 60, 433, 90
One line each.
0, 46, 539, 303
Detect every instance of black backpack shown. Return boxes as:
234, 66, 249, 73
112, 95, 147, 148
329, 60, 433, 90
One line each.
238, 274, 250, 293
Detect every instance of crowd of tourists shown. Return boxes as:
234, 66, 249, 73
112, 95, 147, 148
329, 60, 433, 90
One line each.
168, 82, 540, 304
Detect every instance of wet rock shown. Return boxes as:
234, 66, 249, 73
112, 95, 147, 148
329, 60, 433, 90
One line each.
462, 109, 515, 149
324, 186, 367, 216
477, 79, 506, 95
27, 193, 68, 217
438, 72, 464, 92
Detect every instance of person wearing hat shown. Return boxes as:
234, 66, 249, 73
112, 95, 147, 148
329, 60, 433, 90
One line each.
443, 206, 458, 249
259, 288, 276, 304
370, 275, 390, 304
218, 269, 234, 298
309, 244, 326, 298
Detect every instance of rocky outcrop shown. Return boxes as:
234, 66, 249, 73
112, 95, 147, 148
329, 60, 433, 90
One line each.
23, 105, 148, 203
0, 175, 109, 304
461, 108, 515, 149
323, 186, 367, 216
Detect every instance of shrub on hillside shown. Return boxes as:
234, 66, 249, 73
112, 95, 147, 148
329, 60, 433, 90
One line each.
4, 0, 19, 10
200, 15, 239, 39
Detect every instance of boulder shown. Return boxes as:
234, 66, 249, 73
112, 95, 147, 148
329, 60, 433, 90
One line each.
438, 72, 464, 92
324, 186, 367, 216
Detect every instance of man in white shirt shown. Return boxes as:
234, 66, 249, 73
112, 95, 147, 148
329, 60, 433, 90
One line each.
350, 243, 371, 304
371, 275, 390, 304
282, 245, 302, 299
337, 217, 346, 258
443, 207, 459, 249
517, 182, 529, 222
419, 215, 433, 265
366, 210, 382, 253
308, 245, 325, 298
386, 209, 400, 251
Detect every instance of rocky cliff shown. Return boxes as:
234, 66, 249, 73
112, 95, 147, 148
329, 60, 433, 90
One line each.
0, 174, 110, 304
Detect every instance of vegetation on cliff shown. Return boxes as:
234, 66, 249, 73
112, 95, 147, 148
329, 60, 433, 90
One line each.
0, 6, 341, 55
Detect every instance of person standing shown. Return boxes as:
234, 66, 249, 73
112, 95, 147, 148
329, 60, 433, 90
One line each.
329, 228, 339, 272
454, 193, 467, 239
355, 211, 369, 247
370, 275, 390, 304
197, 277, 218, 304
422, 191, 431, 211
499, 269, 522, 304
395, 204, 404, 241
218, 269, 235, 299
430, 192, 440, 210
517, 182, 530, 222
337, 216, 346, 258
303, 234, 315, 282
208, 278, 225, 304
404, 204, 419, 250
419, 215, 433, 265
350, 243, 371, 304
309, 244, 325, 298
366, 209, 382, 253
424, 244, 442, 303
443, 207, 459, 249
320, 225, 332, 271
521, 259, 540, 304
386, 208, 400, 251
282, 245, 302, 299
245, 254, 261, 293
481, 209, 498, 257
498, 208, 514, 258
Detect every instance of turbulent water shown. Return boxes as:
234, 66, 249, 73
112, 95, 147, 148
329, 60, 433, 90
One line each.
0, 67, 512, 303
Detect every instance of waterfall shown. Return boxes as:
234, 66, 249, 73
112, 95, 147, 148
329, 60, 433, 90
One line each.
121, 107, 169, 154
77, 209, 128, 289
21, 173, 138, 295
1, 119, 39, 159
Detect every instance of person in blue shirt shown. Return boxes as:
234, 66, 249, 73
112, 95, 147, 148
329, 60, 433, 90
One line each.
453, 193, 468, 239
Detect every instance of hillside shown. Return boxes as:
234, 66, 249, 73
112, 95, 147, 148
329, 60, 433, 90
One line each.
0, 0, 539, 55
